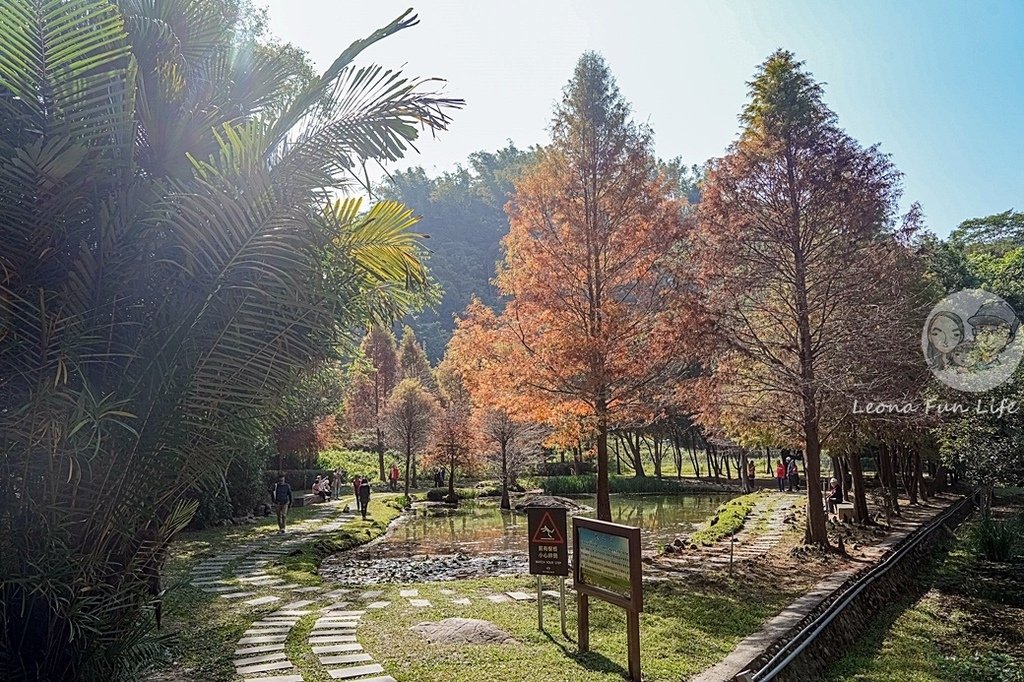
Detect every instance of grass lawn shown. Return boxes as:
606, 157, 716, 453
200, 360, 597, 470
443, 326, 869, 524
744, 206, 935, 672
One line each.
828, 509, 1024, 682
358, 573, 807, 682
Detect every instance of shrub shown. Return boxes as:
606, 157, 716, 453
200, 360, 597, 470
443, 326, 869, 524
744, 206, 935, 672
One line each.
541, 475, 697, 496
973, 517, 1015, 561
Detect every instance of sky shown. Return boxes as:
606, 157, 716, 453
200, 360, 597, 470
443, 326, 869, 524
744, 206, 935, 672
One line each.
261, 0, 1024, 236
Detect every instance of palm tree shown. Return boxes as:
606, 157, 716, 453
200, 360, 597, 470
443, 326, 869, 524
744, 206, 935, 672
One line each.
0, 1, 461, 678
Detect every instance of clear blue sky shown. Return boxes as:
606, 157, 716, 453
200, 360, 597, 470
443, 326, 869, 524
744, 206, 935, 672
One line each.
262, 0, 1024, 236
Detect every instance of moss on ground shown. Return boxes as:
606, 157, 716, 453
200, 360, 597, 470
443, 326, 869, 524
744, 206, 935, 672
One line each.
690, 491, 763, 546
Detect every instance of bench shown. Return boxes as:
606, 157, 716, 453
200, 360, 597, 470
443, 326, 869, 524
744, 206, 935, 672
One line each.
290, 492, 319, 508
835, 502, 855, 522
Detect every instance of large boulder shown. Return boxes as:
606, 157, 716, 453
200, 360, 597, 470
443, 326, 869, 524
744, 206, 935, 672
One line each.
410, 618, 517, 645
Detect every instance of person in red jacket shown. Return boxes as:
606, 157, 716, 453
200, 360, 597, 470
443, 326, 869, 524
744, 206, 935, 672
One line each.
775, 460, 786, 492
389, 464, 400, 492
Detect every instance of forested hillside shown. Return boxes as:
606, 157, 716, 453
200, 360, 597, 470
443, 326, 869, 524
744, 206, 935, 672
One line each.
384, 145, 702, 360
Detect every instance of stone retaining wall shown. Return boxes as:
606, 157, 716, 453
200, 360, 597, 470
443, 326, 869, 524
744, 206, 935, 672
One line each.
738, 497, 974, 682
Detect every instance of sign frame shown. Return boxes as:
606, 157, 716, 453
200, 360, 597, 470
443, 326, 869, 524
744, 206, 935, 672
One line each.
527, 506, 569, 577
572, 516, 643, 682
572, 516, 643, 612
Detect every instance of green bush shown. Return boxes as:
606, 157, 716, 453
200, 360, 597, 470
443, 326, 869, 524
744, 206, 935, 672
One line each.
689, 493, 760, 546
973, 517, 1016, 561
541, 475, 696, 496
318, 448, 392, 479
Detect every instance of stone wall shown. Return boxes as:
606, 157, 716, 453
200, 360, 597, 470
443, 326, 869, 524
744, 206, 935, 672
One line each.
739, 497, 974, 682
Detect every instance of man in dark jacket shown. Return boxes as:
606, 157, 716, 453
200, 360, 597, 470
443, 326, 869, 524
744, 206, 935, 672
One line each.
272, 473, 293, 533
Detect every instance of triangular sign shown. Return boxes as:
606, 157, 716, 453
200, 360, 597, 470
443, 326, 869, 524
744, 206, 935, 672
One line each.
531, 511, 564, 545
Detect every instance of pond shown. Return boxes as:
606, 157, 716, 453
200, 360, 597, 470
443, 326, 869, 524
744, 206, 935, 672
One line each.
320, 493, 732, 585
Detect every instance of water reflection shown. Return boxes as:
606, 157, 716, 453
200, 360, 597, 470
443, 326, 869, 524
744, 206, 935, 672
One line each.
382, 494, 729, 557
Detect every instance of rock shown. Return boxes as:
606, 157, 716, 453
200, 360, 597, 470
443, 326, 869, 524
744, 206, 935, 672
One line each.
664, 544, 675, 554
673, 538, 685, 547
410, 618, 517, 645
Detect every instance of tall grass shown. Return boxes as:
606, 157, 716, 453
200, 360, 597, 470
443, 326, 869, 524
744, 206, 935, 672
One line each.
973, 516, 1017, 561
541, 475, 698, 496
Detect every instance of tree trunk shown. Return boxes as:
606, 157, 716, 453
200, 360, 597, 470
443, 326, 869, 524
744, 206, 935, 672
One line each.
403, 441, 412, 501
614, 435, 621, 475
739, 450, 751, 493
500, 442, 511, 510
376, 427, 386, 482
596, 400, 611, 521
914, 450, 928, 503
847, 452, 869, 524
448, 448, 456, 499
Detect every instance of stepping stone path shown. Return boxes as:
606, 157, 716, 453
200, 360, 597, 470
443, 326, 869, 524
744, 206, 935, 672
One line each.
655, 493, 798, 572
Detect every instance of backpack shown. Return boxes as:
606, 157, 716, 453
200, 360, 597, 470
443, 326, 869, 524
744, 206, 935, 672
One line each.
274, 482, 291, 504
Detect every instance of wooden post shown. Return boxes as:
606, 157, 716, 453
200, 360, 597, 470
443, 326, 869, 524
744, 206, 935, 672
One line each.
577, 592, 589, 652
626, 609, 641, 682
537, 575, 544, 631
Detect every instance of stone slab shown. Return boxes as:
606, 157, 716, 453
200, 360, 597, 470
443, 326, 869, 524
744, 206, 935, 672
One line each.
485, 594, 509, 603
312, 643, 363, 654
359, 590, 383, 600
309, 635, 358, 644
279, 600, 314, 610
271, 610, 311, 616
235, 660, 294, 675
237, 634, 287, 645
241, 675, 303, 682
201, 585, 239, 592
319, 653, 374, 665
233, 650, 287, 664
324, 589, 351, 598
312, 629, 357, 637
328, 664, 385, 679
221, 592, 256, 599
366, 601, 391, 609
452, 598, 471, 606
314, 621, 357, 630
243, 596, 281, 606
320, 610, 364, 617
408, 599, 431, 607
292, 586, 322, 593
399, 589, 418, 597
234, 643, 286, 656
507, 591, 535, 601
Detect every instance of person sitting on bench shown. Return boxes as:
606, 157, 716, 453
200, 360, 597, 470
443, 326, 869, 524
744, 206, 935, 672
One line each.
826, 478, 843, 514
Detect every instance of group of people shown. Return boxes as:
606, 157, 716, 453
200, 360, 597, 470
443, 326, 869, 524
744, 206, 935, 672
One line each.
774, 458, 802, 492
270, 469, 374, 532
432, 465, 448, 488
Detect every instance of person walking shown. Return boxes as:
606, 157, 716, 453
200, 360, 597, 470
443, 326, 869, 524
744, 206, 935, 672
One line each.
358, 476, 371, 520
272, 473, 292, 533
352, 475, 362, 514
746, 460, 756, 482
389, 463, 400, 492
787, 458, 800, 492
332, 469, 343, 498
775, 459, 786, 492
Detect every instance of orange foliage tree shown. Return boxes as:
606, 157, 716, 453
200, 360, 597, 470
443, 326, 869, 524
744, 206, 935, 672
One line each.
344, 325, 399, 480
458, 54, 693, 520
691, 51, 922, 546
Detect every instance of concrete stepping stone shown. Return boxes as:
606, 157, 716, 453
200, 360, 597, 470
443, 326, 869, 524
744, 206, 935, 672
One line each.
221, 592, 256, 599
321, 610, 364, 618
324, 589, 351, 598
309, 635, 358, 645
200, 585, 239, 593
237, 634, 288, 645
234, 652, 288, 667
366, 601, 391, 609
485, 594, 509, 603
276, 583, 302, 590
312, 643, 363, 655
313, 629, 357, 637
320, 653, 373, 665
272, 610, 311, 616
507, 591, 534, 601
322, 601, 351, 611
234, 643, 286, 656
452, 598, 471, 605
328, 664, 385, 679
399, 589, 419, 598
408, 599, 431, 607
241, 675, 302, 682
314, 621, 357, 629
243, 596, 281, 606
439, 589, 455, 595
236, 660, 294, 675
278, 600, 314, 610
245, 626, 292, 635
292, 586, 322, 593
260, 618, 299, 624
359, 590, 383, 600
